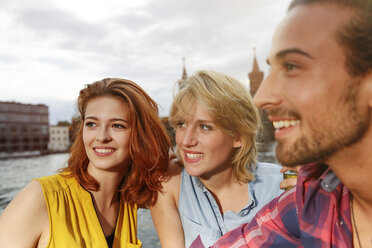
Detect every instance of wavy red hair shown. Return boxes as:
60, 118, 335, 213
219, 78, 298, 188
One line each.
61, 78, 172, 206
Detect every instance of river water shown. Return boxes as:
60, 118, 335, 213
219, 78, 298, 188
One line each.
0, 144, 277, 247
0, 153, 160, 248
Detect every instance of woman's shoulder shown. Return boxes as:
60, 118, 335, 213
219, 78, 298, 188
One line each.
163, 157, 183, 188
254, 161, 282, 175
252, 162, 283, 187
35, 172, 74, 192
250, 162, 284, 202
22, 179, 46, 200
0, 180, 48, 243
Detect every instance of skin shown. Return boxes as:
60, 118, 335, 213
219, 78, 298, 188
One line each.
82, 96, 132, 236
150, 157, 185, 248
280, 166, 300, 190
175, 104, 242, 184
253, 4, 372, 247
0, 96, 132, 246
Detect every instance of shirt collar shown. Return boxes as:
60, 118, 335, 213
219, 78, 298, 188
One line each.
320, 167, 341, 192
192, 176, 208, 192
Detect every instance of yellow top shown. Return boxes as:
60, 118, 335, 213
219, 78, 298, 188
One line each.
35, 173, 142, 248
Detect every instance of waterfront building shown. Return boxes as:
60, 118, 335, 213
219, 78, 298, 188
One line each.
0, 101, 49, 158
49, 125, 70, 152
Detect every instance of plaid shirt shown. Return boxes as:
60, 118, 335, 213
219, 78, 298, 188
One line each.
190, 163, 352, 248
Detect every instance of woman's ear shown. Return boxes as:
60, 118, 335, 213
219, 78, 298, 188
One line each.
233, 135, 242, 148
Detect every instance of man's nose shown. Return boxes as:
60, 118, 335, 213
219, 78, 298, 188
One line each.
253, 73, 282, 110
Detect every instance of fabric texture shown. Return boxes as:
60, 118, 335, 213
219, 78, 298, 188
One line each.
190, 163, 352, 248
179, 162, 284, 247
35, 173, 142, 248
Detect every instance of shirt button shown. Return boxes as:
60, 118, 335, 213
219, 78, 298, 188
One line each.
340, 221, 344, 225
325, 184, 329, 188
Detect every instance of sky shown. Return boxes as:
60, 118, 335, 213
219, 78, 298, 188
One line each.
0, 0, 291, 124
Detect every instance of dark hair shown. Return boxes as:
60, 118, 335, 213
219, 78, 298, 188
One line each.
289, 0, 372, 77
61, 78, 172, 206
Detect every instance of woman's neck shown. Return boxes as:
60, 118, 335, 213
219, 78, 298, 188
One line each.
199, 166, 235, 193
199, 166, 249, 213
87, 164, 126, 207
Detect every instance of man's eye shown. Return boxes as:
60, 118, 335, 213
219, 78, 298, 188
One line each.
285, 63, 299, 71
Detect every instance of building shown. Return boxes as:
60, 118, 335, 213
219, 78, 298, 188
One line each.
49, 125, 71, 152
182, 57, 188, 80
248, 51, 275, 144
0, 101, 49, 158
249, 52, 264, 97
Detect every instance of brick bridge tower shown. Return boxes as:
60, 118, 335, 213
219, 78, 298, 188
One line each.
248, 49, 275, 152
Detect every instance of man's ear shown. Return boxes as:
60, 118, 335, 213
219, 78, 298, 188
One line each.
233, 135, 243, 148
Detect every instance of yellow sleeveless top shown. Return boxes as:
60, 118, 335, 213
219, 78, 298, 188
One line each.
35, 173, 142, 248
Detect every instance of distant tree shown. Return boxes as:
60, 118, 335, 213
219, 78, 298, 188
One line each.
69, 116, 80, 143
57, 121, 70, 126
160, 116, 175, 146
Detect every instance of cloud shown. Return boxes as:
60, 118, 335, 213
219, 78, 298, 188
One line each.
42, 98, 76, 125
0, 0, 292, 123
16, 8, 107, 42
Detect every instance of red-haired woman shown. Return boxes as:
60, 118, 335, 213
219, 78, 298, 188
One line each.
0, 78, 172, 247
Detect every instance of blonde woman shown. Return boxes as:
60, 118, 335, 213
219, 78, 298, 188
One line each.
151, 70, 287, 247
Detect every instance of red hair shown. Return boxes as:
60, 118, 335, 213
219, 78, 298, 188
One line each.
61, 78, 172, 206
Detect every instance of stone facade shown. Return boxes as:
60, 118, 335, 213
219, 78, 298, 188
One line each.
49, 126, 70, 152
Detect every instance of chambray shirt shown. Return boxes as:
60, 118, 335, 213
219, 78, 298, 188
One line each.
190, 163, 352, 248
178, 162, 284, 248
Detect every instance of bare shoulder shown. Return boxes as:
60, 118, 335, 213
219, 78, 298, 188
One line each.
140, 159, 183, 209
1, 180, 46, 217
150, 158, 186, 247
0, 180, 49, 246
162, 157, 183, 194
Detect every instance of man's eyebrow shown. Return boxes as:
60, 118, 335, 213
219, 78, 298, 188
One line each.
276, 48, 313, 59
266, 48, 313, 66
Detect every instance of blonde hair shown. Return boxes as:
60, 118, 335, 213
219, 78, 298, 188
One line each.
170, 70, 261, 183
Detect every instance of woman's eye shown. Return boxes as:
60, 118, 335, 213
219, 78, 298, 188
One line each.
112, 123, 126, 129
176, 121, 186, 128
200, 124, 211, 131
85, 121, 97, 127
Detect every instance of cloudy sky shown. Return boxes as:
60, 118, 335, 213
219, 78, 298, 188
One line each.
0, 0, 291, 124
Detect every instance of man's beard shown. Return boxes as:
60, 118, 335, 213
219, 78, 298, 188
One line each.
275, 79, 369, 166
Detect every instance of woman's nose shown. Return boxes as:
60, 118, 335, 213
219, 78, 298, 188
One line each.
180, 128, 197, 147
96, 126, 112, 143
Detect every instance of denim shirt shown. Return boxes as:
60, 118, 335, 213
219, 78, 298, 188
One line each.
178, 162, 284, 248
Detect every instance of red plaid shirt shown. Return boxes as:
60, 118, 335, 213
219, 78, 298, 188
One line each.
190, 163, 352, 248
